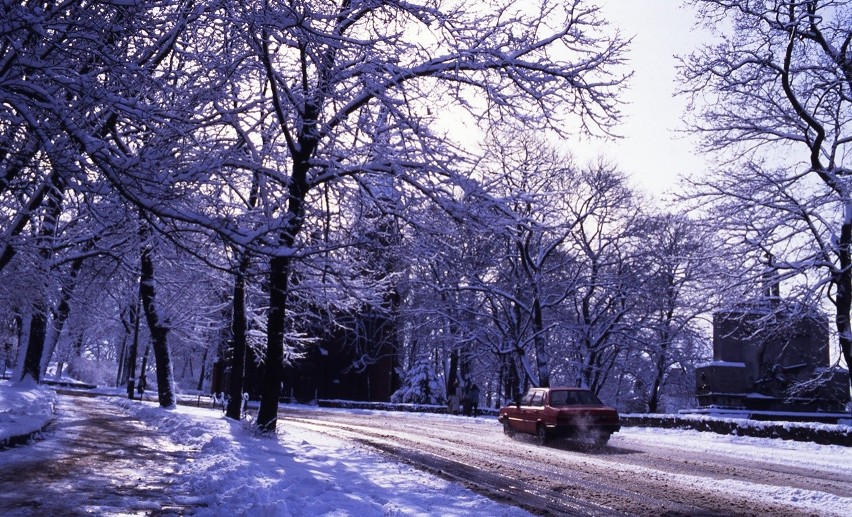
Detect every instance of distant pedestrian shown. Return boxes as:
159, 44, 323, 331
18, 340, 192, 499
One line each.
469, 384, 481, 417
461, 386, 472, 416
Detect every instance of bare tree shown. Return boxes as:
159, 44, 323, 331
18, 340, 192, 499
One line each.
234, 0, 629, 432
563, 163, 643, 394
2, 1, 628, 425
680, 0, 852, 390
634, 213, 718, 413
475, 134, 593, 390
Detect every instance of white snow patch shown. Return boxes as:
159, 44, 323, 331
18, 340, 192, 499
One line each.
0, 378, 56, 443
112, 398, 532, 516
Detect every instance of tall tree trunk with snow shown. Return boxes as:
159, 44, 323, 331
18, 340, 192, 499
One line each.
12, 312, 30, 381
226, 254, 250, 420
39, 253, 86, 378
256, 148, 310, 432
647, 332, 670, 414
256, 255, 293, 432
648, 273, 676, 414
20, 309, 47, 383
124, 301, 141, 399
196, 347, 209, 392
19, 171, 65, 382
446, 349, 459, 396
835, 210, 852, 392
531, 295, 551, 388
226, 168, 259, 416
138, 220, 176, 408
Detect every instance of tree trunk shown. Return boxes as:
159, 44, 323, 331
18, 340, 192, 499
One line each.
13, 312, 30, 381
40, 253, 86, 378
125, 301, 140, 399
226, 254, 250, 420
138, 344, 150, 395
447, 349, 459, 395
138, 221, 176, 408
648, 309, 675, 414
835, 218, 852, 393
647, 343, 668, 414
256, 254, 291, 432
196, 346, 209, 392
115, 334, 127, 388
531, 295, 550, 388
19, 171, 65, 383
20, 308, 47, 382
254, 112, 312, 431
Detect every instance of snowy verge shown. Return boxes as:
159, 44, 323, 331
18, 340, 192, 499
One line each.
621, 412, 852, 446
314, 399, 852, 446
0, 378, 56, 447
110, 397, 531, 516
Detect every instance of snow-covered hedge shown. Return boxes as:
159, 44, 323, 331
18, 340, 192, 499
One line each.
620, 414, 852, 446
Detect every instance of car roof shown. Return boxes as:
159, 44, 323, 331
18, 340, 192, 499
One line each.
531, 387, 590, 391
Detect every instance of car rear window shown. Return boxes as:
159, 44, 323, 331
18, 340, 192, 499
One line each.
550, 390, 603, 406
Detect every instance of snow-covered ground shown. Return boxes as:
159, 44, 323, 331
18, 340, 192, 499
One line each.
105, 398, 852, 516
0, 380, 530, 515
3, 379, 852, 515
113, 398, 532, 516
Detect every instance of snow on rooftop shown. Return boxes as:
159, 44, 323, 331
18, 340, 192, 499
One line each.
696, 361, 747, 368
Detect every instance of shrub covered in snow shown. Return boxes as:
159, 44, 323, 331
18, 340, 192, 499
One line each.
64, 357, 117, 387
391, 356, 444, 405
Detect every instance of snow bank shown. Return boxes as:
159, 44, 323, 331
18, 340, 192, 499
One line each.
622, 412, 852, 445
112, 398, 531, 516
0, 378, 56, 446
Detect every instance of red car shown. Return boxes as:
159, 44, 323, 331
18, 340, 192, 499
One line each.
498, 387, 620, 446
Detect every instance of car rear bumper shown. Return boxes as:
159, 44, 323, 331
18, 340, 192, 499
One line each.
547, 424, 620, 437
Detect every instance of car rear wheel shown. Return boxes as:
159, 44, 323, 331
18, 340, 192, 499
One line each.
594, 433, 610, 447
502, 420, 515, 437
536, 424, 548, 445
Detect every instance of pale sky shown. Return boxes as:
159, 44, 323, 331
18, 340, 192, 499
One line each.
585, 0, 715, 202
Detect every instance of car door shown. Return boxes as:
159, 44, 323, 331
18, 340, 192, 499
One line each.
511, 390, 534, 433
519, 390, 545, 433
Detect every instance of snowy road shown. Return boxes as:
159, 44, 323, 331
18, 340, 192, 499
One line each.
3, 393, 849, 516
277, 406, 852, 516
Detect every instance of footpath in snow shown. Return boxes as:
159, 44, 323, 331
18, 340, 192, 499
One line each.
0, 392, 199, 515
